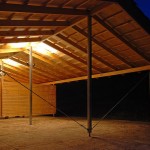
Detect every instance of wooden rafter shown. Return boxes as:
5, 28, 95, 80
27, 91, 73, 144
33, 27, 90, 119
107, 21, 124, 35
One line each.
93, 15, 150, 63
51, 3, 113, 38
72, 25, 135, 68
45, 52, 87, 74
23, 51, 78, 78
117, 0, 150, 34
0, 3, 88, 15
0, 38, 41, 43
0, 20, 70, 27
0, 0, 149, 85
8, 58, 56, 81
57, 33, 117, 70
44, 40, 103, 73
6, 58, 50, 82
3, 64, 40, 83
3, 70, 28, 83
0, 48, 24, 53
0, 30, 54, 37
10, 57, 60, 81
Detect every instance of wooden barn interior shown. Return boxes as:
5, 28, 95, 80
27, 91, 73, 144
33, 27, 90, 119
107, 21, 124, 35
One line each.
0, 0, 150, 137
0, 0, 150, 149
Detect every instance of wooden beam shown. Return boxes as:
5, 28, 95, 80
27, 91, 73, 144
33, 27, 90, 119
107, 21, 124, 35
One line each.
0, 38, 41, 43
93, 15, 150, 63
10, 57, 61, 81
0, 3, 88, 15
46, 52, 87, 74
0, 52, 18, 59
3, 70, 28, 83
0, 48, 24, 53
40, 65, 150, 85
0, 20, 70, 27
42, 2, 113, 40
44, 40, 102, 73
10, 56, 58, 81
23, 51, 75, 79
117, 0, 150, 34
57, 33, 117, 70
3, 64, 38, 82
72, 25, 135, 68
0, 30, 54, 37
3, 62, 47, 82
3, 64, 30, 82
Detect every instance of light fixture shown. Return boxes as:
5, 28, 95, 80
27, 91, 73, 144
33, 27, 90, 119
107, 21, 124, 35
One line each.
3, 59, 22, 67
39, 42, 57, 54
32, 42, 57, 55
0, 70, 6, 77
6, 42, 57, 56
8, 42, 30, 49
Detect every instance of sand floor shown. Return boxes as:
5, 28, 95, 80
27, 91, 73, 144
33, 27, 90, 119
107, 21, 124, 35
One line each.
0, 116, 150, 150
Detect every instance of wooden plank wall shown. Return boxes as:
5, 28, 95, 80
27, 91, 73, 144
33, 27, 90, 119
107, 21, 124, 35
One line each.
0, 79, 2, 117
2, 82, 56, 117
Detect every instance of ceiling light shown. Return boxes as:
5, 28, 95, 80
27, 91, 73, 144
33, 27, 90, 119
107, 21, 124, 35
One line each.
6, 42, 57, 55
39, 43, 57, 54
3, 59, 22, 67
32, 42, 57, 55
8, 42, 30, 49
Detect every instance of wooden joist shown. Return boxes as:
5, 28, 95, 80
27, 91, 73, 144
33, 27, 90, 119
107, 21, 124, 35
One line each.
93, 15, 150, 62
0, 20, 70, 27
72, 25, 135, 68
0, 30, 54, 37
0, 38, 41, 43
0, 48, 24, 53
57, 33, 117, 70
0, 3, 88, 15
44, 40, 103, 73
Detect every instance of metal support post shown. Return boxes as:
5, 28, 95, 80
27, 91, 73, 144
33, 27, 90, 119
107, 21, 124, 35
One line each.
0, 60, 3, 117
87, 14, 92, 137
148, 71, 150, 100
29, 46, 33, 125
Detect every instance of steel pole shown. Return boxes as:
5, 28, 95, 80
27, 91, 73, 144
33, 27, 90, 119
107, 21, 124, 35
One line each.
0, 60, 3, 117
29, 46, 33, 125
148, 71, 150, 99
87, 14, 92, 137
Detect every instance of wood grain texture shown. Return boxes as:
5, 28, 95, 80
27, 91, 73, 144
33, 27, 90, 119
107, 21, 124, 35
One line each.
2, 81, 56, 117
0, 80, 2, 117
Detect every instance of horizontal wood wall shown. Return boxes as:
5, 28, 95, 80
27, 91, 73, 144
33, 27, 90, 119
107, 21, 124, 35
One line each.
2, 82, 56, 117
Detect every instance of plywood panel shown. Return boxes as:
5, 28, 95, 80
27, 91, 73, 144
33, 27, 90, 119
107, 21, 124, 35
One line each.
2, 82, 56, 117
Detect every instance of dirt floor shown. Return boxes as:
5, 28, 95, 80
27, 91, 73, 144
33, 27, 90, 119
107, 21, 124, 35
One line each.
0, 116, 150, 150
